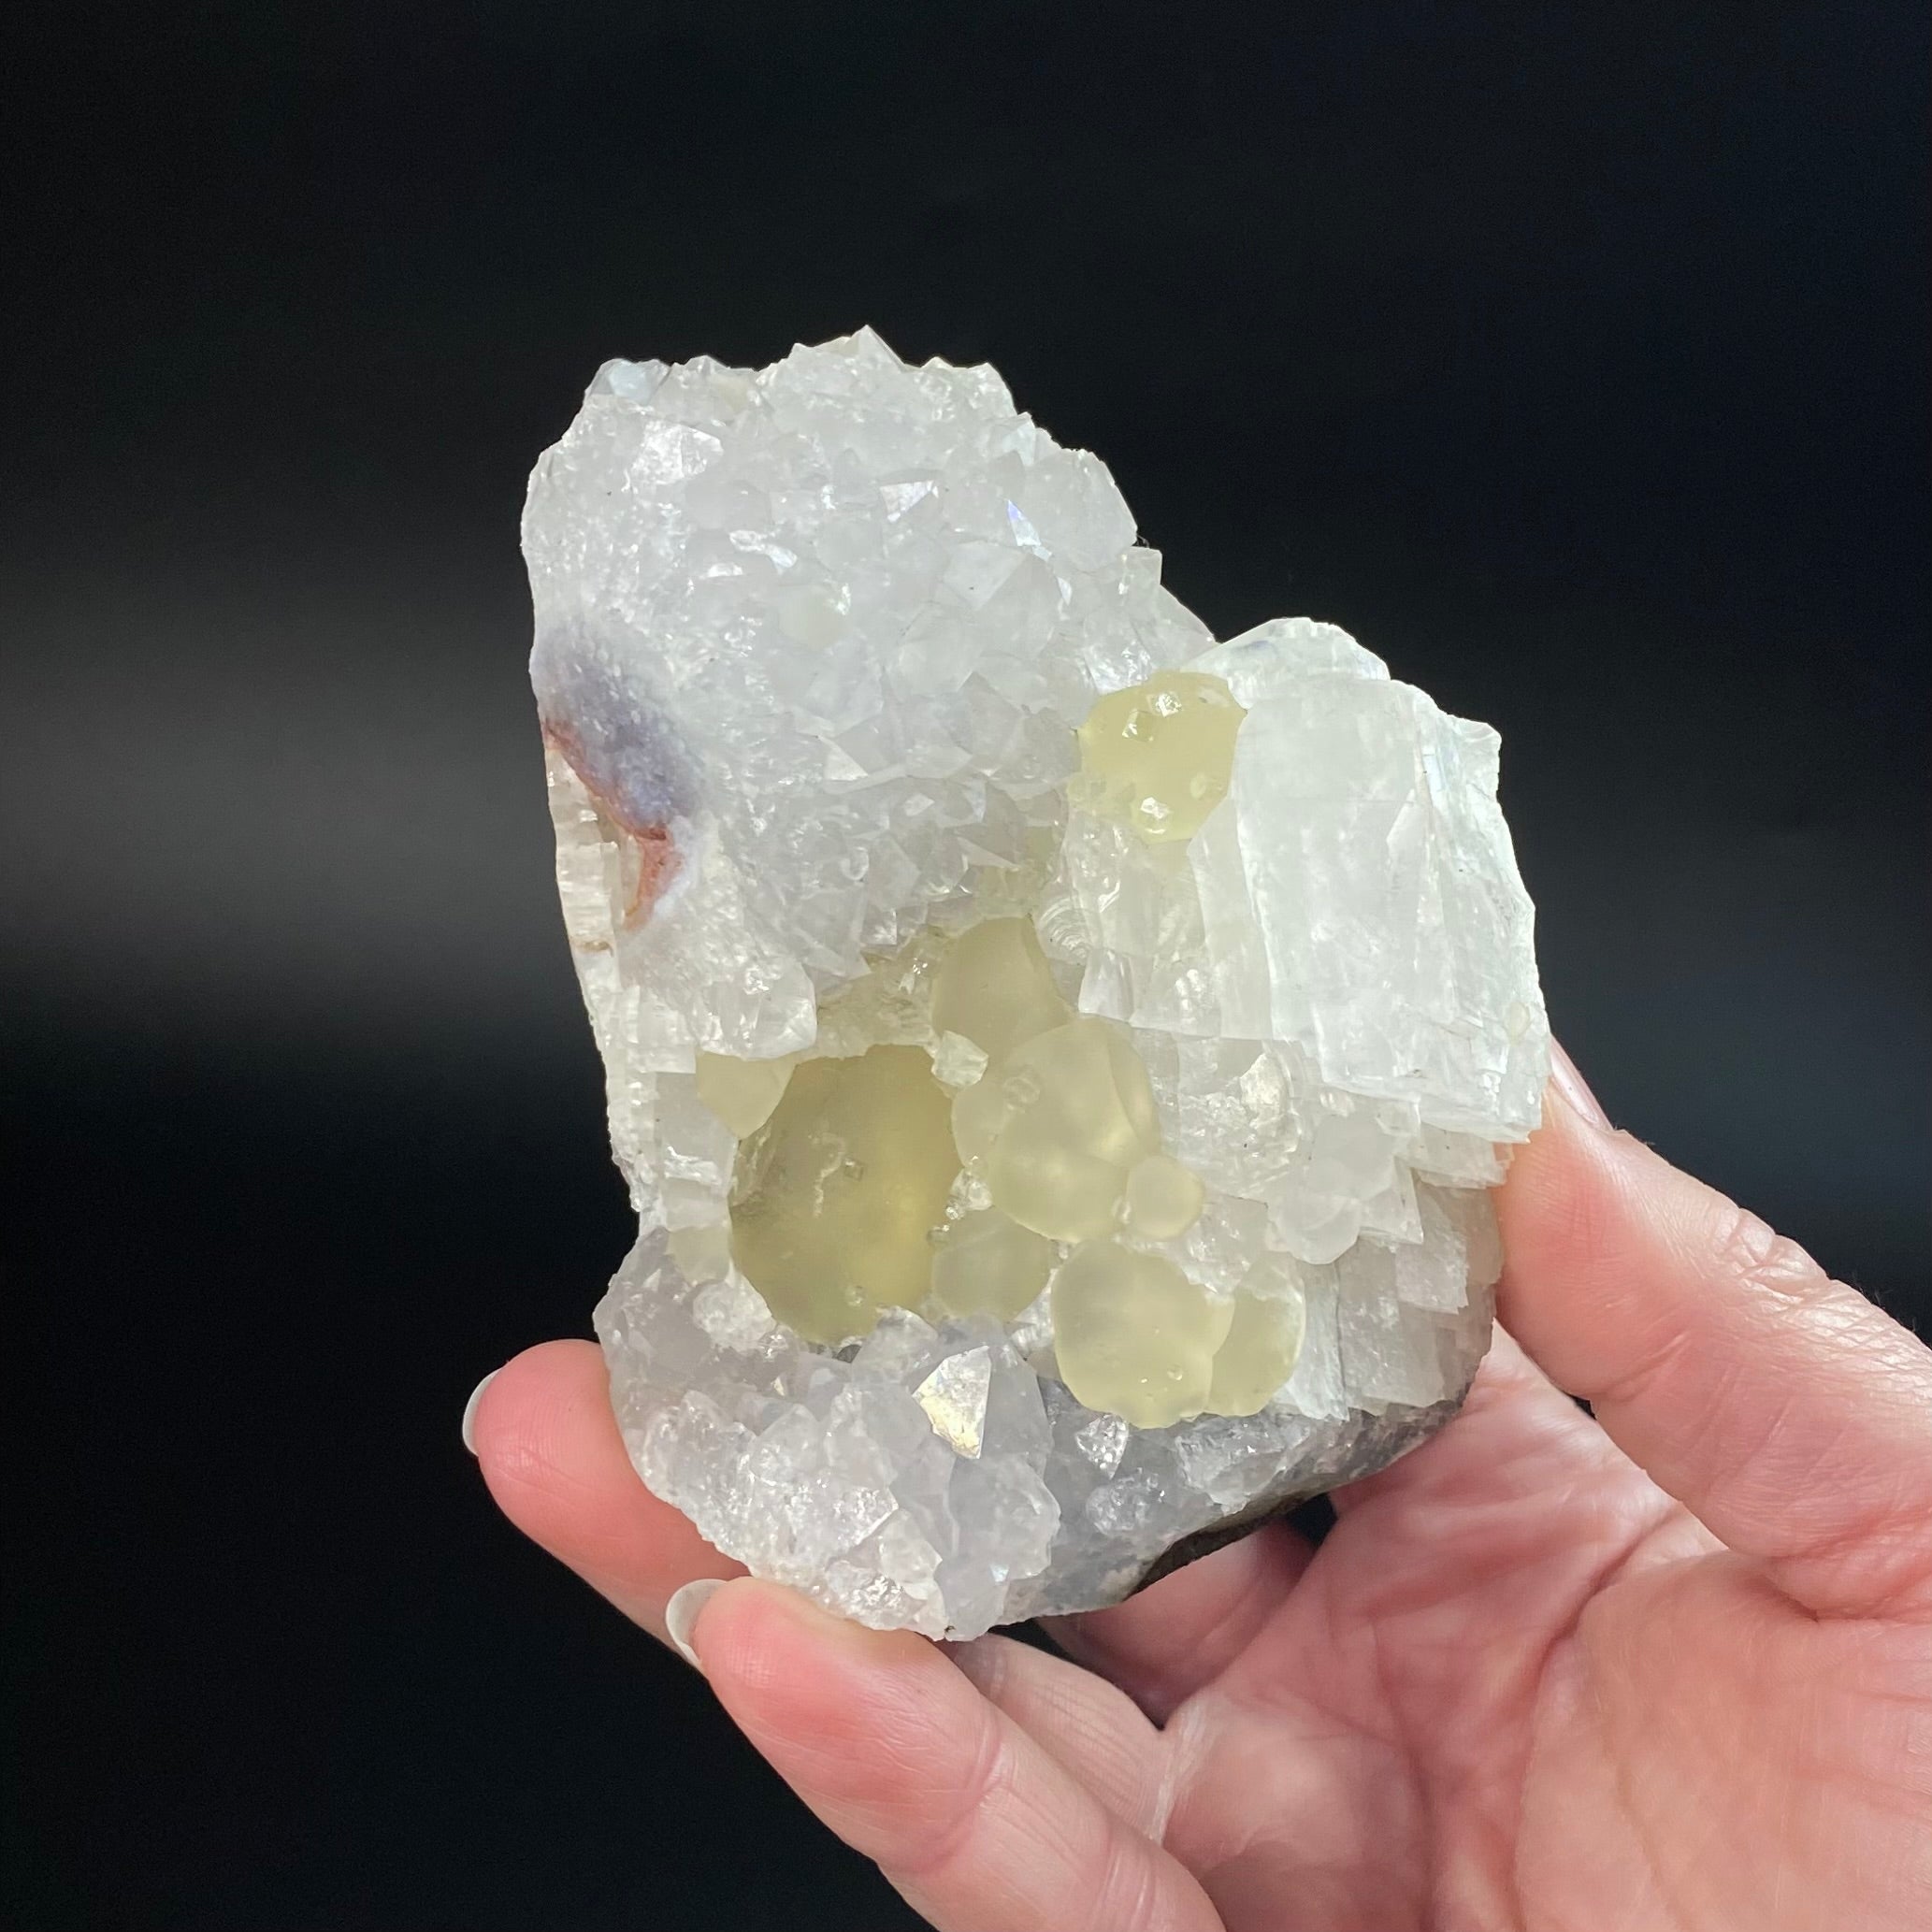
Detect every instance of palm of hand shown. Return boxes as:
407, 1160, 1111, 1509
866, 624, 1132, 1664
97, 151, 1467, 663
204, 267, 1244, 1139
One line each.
477, 1082, 1932, 1932
1111, 1340, 1915, 1930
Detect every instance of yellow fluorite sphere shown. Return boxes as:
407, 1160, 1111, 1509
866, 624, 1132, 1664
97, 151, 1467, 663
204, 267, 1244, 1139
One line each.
695, 1051, 797, 1137
1122, 1152, 1206, 1239
955, 1016, 1162, 1242
930, 1207, 1054, 1320
1052, 1241, 1233, 1427
728, 1045, 959, 1343
930, 916, 1070, 1060
1205, 1288, 1306, 1417
1075, 670, 1246, 844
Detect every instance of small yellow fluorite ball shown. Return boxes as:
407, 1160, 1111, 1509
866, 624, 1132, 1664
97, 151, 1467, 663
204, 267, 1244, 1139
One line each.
1122, 1152, 1207, 1239
930, 1207, 1054, 1320
1205, 1288, 1306, 1418
1075, 670, 1246, 844
728, 1045, 959, 1344
695, 1051, 797, 1137
954, 1016, 1163, 1242
1052, 1241, 1234, 1427
930, 916, 1070, 1060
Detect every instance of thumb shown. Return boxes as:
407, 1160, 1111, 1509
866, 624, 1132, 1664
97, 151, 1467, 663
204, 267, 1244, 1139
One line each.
1497, 1051, 1932, 1620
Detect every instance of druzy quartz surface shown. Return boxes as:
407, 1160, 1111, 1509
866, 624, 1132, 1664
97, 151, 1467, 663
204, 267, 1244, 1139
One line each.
524, 330, 1548, 1637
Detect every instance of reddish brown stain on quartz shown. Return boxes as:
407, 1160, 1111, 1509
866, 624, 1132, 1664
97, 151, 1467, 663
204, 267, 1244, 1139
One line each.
543, 723, 684, 927
624, 824, 680, 921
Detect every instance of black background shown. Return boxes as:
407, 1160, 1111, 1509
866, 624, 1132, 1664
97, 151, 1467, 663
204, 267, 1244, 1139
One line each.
6, 4, 1926, 1927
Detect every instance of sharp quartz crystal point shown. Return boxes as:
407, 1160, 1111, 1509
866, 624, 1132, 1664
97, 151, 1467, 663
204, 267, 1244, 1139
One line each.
523, 329, 1548, 1637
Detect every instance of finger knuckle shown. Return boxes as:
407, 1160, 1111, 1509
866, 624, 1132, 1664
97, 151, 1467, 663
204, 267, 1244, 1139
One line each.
893, 1705, 1014, 1883
1708, 1200, 1829, 1304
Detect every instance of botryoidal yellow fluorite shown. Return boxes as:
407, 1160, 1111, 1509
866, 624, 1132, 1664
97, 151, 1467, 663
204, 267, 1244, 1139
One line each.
716, 895, 1293, 1426
1074, 669, 1245, 844
707, 676, 1306, 1426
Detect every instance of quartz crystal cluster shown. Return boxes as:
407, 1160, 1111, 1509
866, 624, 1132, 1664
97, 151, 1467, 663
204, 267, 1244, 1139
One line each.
524, 330, 1548, 1638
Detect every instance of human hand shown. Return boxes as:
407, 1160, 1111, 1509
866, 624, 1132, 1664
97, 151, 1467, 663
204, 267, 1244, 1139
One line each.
470, 1056, 1932, 1930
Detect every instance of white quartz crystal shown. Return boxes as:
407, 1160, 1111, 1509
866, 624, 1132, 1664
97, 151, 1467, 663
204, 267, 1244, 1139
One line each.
524, 330, 1547, 1638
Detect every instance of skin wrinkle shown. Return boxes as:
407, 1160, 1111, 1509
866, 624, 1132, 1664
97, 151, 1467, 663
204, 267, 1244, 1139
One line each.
887, 1706, 1018, 1890
1366, 1617, 1434, 1917
1139, 1571, 1277, 1716
1079, 1817, 1164, 1932
1659, 1348, 1768, 1503
1697, 1202, 1831, 1307
1080, 1704, 1168, 1837
1353, 1361, 1713, 1931
1507, 1636, 1562, 1931
1622, 1506, 1723, 1578
1166, 1708, 1414, 1932
1590, 1581, 1709, 1932
1234, 1577, 1392, 1744
1647, 1571, 1796, 1920
1601, 1659, 1695, 1932
1728, 1330, 1891, 1513
953, 1637, 1169, 1836
1771, 1450, 1932, 1623
1408, 1567, 1567, 1922
1580, 1305, 1697, 1419
1146, 1694, 1196, 1845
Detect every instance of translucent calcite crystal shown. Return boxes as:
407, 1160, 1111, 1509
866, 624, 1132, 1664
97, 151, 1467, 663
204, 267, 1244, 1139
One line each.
524, 329, 1548, 1638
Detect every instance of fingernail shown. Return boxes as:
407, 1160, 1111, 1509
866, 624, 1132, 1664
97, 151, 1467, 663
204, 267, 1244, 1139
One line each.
665, 1578, 727, 1671
1549, 1040, 1611, 1131
460, 1370, 497, 1455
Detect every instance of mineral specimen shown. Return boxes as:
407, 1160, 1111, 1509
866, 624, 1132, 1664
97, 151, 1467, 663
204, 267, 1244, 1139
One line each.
523, 329, 1547, 1638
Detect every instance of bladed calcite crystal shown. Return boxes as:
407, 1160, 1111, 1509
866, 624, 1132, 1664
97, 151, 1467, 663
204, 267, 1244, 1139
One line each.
523, 330, 1548, 1638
